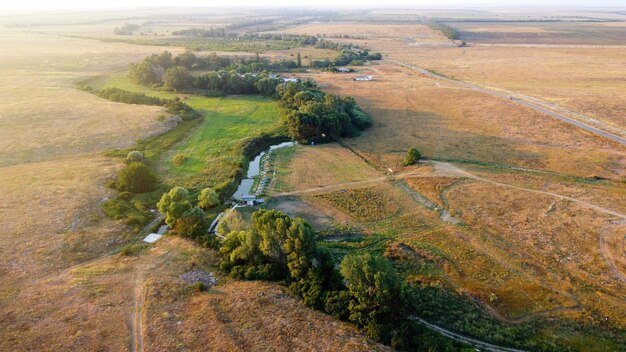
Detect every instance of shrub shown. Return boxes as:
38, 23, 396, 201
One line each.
172, 153, 187, 166
126, 150, 145, 163
198, 187, 220, 209
116, 162, 157, 193
403, 148, 421, 166
119, 243, 147, 256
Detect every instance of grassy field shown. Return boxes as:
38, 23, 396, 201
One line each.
90, 72, 284, 188
161, 96, 282, 187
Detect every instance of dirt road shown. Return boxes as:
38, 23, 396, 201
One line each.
388, 59, 626, 146
410, 316, 528, 352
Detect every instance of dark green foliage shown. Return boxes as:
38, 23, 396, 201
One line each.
218, 210, 459, 350
276, 82, 371, 143
163, 66, 193, 92
98, 88, 164, 105
163, 98, 201, 121
311, 40, 382, 68
404, 147, 422, 166
115, 161, 157, 193
426, 20, 459, 40
96, 88, 199, 120
128, 51, 173, 86
173, 206, 208, 240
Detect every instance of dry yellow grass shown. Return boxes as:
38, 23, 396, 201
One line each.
383, 45, 626, 132
282, 22, 447, 43
0, 30, 183, 350
268, 143, 381, 193
146, 279, 387, 351
299, 61, 626, 179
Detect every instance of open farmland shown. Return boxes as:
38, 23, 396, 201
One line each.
450, 21, 626, 45
2, 5, 626, 351
300, 61, 626, 178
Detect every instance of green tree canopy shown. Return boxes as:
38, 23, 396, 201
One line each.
198, 187, 220, 210
403, 148, 422, 166
173, 206, 208, 239
340, 253, 404, 341
116, 161, 157, 193
157, 186, 192, 226
163, 66, 193, 92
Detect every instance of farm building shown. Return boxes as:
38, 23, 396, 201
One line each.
355, 75, 373, 81
282, 77, 299, 83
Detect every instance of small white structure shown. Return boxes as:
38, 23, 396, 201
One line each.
336, 67, 351, 73
282, 77, 299, 83
241, 195, 257, 206
355, 75, 373, 81
143, 233, 162, 243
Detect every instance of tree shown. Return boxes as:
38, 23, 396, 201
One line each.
198, 187, 220, 210
403, 148, 422, 166
255, 77, 279, 98
126, 150, 144, 163
340, 254, 404, 341
173, 206, 208, 239
116, 162, 157, 193
163, 66, 193, 92
157, 186, 192, 226
296, 52, 302, 67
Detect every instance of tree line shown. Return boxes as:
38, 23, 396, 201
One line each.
426, 20, 459, 40
127, 51, 372, 143
96, 87, 200, 121
217, 208, 459, 350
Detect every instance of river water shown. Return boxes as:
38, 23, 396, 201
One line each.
233, 141, 295, 200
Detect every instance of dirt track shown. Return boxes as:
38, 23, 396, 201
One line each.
387, 59, 626, 146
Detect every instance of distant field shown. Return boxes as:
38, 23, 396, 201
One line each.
281, 22, 448, 43
449, 21, 626, 45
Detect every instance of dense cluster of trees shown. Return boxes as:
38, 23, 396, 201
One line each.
128, 51, 299, 95
157, 186, 221, 246
275, 82, 372, 143
113, 23, 140, 35
96, 87, 200, 120
218, 209, 456, 350
311, 45, 382, 68
125, 51, 372, 142
426, 20, 459, 40
172, 27, 237, 39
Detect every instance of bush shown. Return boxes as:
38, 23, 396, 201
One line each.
116, 162, 158, 193
126, 150, 144, 163
172, 153, 187, 166
403, 148, 422, 166
119, 243, 147, 256
198, 187, 220, 209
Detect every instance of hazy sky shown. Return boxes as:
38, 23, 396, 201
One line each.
2, 0, 625, 13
